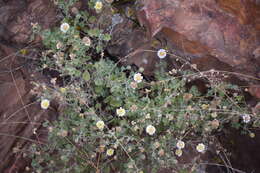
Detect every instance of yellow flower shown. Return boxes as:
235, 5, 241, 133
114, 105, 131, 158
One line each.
134, 73, 143, 83
175, 149, 183, 157
196, 143, 206, 153
20, 49, 28, 55
79, 113, 84, 118
106, 148, 114, 156
146, 125, 156, 135
60, 23, 70, 33
169, 68, 177, 74
116, 107, 126, 117
60, 87, 66, 93
94, 1, 103, 10
41, 99, 50, 109
157, 49, 167, 59
201, 104, 209, 110
176, 140, 185, 149
96, 120, 105, 130
211, 112, 218, 118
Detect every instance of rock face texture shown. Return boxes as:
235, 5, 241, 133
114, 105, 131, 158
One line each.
0, 0, 57, 172
138, 0, 259, 68
137, 0, 260, 97
108, 0, 260, 98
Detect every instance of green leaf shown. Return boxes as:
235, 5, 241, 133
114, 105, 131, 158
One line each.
82, 70, 91, 81
94, 86, 103, 94
88, 28, 100, 37
109, 97, 122, 107
96, 45, 103, 53
94, 78, 103, 86
88, 16, 96, 23
103, 34, 111, 41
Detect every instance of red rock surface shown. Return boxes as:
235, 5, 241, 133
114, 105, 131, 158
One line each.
249, 85, 260, 99
137, 0, 260, 98
138, 0, 259, 63
0, 0, 58, 172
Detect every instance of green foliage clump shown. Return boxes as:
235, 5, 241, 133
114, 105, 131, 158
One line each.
30, 0, 259, 173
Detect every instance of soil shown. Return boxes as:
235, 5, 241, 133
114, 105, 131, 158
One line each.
217, 128, 260, 173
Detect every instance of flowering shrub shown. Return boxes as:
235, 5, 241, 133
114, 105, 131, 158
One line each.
30, 0, 259, 173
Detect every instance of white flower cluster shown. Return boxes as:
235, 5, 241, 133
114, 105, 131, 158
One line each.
60, 23, 70, 33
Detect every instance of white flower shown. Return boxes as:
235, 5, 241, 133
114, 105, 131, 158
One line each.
41, 99, 50, 109
211, 112, 218, 118
242, 114, 251, 123
116, 107, 126, 117
145, 113, 151, 119
60, 130, 68, 137
133, 73, 143, 83
133, 126, 139, 131
196, 143, 206, 153
249, 132, 255, 138
176, 140, 185, 149
69, 53, 76, 59
94, 1, 103, 10
57, 130, 68, 137
106, 148, 114, 156
146, 125, 156, 135
157, 49, 167, 59
96, 120, 105, 130
82, 36, 91, 46
175, 149, 183, 157
60, 23, 70, 33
